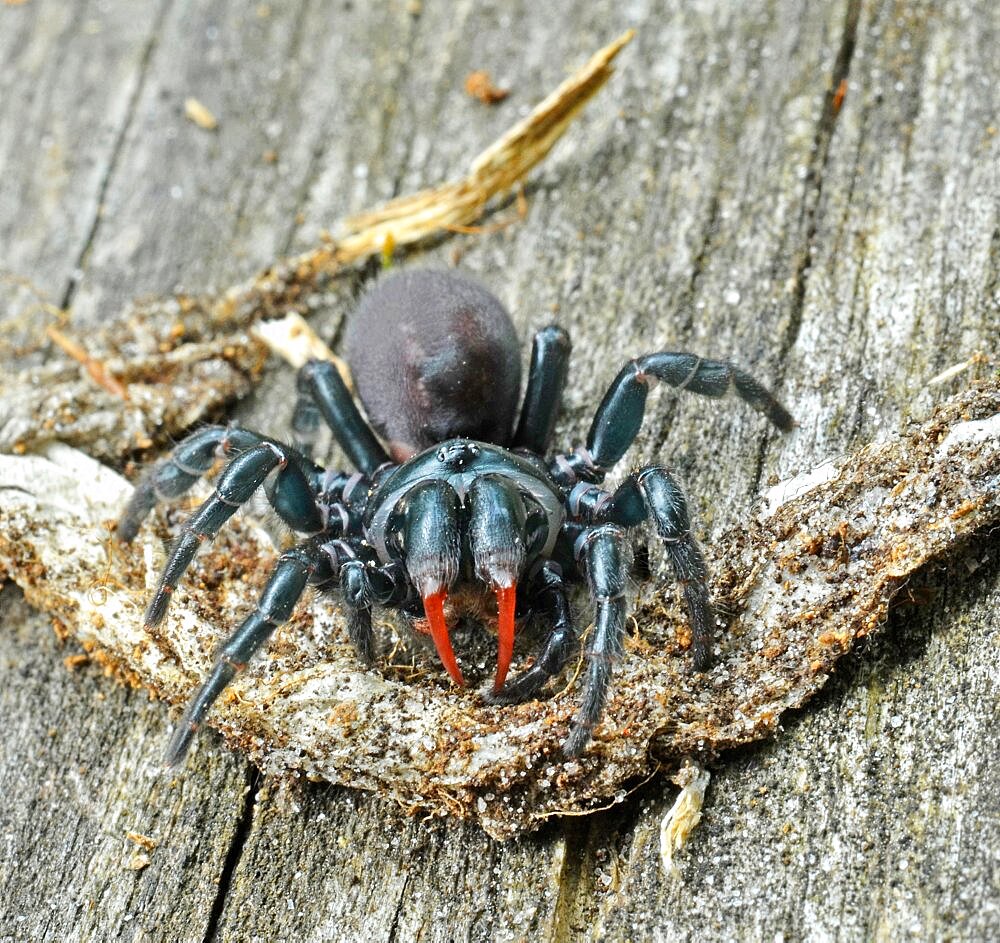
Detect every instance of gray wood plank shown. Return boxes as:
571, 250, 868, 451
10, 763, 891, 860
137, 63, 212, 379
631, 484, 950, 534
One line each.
66, 0, 413, 328
0, 1, 445, 941
209, 1, 863, 940
593, 0, 1000, 939
0, 587, 253, 943
1, 0, 998, 941
0, 0, 165, 347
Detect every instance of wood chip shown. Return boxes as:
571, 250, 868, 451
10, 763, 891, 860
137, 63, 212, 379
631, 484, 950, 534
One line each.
464, 71, 509, 105
126, 853, 151, 871
252, 312, 350, 385
184, 97, 218, 131
126, 831, 158, 851
660, 761, 710, 876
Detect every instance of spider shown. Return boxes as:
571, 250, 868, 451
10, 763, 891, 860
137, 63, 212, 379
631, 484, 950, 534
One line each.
118, 268, 794, 763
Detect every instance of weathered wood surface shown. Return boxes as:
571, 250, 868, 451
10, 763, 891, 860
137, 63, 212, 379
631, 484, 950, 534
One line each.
0, 1, 997, 941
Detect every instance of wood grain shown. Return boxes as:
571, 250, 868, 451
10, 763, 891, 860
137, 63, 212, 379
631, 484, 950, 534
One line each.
1, 1, 997, 940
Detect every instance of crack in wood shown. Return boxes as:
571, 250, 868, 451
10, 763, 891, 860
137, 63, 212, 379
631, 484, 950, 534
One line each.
203, 767, 261, 943
775, 0, 861, 369
749, 0, 862, 496
57, 0, 174, 313
385, 867, 413, 943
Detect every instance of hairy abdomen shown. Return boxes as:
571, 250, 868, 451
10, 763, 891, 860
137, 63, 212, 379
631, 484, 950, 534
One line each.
344, 269, 522, 461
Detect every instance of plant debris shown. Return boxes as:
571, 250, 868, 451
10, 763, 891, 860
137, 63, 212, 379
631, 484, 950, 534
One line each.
0, 31, 633, 463
183, 97, 218, 131
126, 853, 151, 872
252, 312, 350, 382
1, 379, 996, 840
464, 70, 510, 105
125, 831, 158, 851
0, 319, 269, 461
45, 325, 130, 400
660, 761, 710, 877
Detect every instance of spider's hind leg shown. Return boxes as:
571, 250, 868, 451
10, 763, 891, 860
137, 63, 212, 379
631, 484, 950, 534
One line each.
295, 360, 389, 475
512, 325, 571, 454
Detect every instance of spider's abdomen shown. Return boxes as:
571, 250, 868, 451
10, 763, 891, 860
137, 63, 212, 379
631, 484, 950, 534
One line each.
344, 269, 522, 462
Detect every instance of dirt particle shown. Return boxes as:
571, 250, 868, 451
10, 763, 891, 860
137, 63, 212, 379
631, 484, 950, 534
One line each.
465, 71, 510, 105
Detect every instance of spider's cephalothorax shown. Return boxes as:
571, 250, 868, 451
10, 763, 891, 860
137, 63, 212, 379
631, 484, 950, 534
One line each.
119, 268, 794, 763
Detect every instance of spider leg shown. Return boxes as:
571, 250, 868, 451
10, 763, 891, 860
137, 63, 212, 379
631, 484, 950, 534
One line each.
564, 524, 630, 757
164, 538, 334, 766
296, 360, 389, 475
512, 325, 571, 454
119, 426, 254, 541
338, 552, 411, 665
551, 353, 793, 483
144, 442, 324, 628
117, 425, 330, 542
591, 467, 713, 668
484, 560, 576, 705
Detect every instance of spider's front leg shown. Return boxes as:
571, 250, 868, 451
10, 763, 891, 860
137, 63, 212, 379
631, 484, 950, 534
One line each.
117, 425, 328, 543
483, 560, 577, 706
338, 553, 412, 666
164, 525, 395, 766
575, 468, 713, 668
164, 537, 337, 765
551, 352, 794, 485
139, 441, 327, 629
564, 524, 630, 757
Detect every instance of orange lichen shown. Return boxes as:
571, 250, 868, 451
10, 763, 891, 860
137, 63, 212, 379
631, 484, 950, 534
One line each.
832, 77, 848, 114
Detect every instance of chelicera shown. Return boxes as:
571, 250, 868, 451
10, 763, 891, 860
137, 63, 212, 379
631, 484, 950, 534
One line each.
118, 269, 794, 762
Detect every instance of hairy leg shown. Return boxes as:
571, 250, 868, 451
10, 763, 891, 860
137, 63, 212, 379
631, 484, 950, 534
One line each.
163, 538, 335, 766
569, 466, 713, 668
564, 524, 630, 757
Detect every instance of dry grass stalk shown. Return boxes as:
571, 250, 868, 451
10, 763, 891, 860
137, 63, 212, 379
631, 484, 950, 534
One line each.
45, 325, 129, 400
203, 30, 634, 324
335, 30, 633, 255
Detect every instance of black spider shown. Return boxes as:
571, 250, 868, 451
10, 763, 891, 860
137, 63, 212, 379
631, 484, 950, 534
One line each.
118, 268, 794, 763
